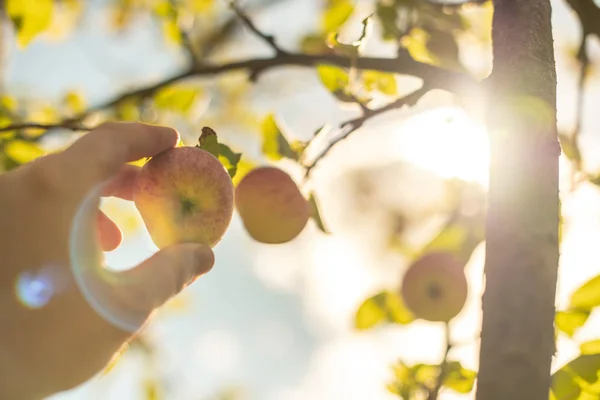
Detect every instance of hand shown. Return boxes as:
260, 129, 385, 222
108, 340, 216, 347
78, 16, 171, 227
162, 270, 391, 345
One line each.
0, 122, 215, 400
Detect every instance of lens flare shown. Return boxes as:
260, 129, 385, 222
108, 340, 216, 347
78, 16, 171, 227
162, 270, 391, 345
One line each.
15, 265, 69, 309
69, 182, 146, 333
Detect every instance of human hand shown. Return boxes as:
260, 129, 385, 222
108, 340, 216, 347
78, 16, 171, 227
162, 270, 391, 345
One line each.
0, 122, 215, 399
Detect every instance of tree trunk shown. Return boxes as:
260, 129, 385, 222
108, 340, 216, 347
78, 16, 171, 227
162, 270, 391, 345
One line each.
475, 1, 560, 399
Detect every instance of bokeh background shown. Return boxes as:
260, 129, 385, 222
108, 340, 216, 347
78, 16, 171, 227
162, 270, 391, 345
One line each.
2, 0, 600, 399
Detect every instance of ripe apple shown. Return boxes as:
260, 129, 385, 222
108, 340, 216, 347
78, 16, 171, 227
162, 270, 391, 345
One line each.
235, 166, 310, 244
133, 146, 234, 249
400, 251, 468, 322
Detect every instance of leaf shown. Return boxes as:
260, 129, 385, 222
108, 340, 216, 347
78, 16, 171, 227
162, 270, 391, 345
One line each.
375, 2, 401, 41
300, 33, 330, 54
443, 361, 477, 393
559, 133, 581, 164
163, 19, 182, 44
322, 0, 354, 33
387, 361, 417, 399
63, 90, 87, 115
231, 158, 255, 187
556, 309, 590, 337
355, 290, 414, 330
260, 114, 298, 161
316, 64, 357, 102
569, 275, 600, 310
198, 127, 220, 158
154, 85, 199, 115
7, 0, 54, 47
197, 127, 243, 179
189, 0, 215, 13
402, 26, 463, 71
551, 354, 600, 400
581, 340, 600, 355
144, 379, 160, 400
308, 192, 330, 234
361, 70, 398, 95
316, 64, 349, 93
4, 140, 46, 164
218, 143, 242, 179
326, 15, 373, 57
116, 98, 141, 121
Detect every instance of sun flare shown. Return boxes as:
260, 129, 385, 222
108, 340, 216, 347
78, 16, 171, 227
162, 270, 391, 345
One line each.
393, 107, 490, 186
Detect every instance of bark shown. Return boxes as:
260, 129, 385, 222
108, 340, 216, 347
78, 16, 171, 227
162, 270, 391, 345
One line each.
475, 1, 559, 400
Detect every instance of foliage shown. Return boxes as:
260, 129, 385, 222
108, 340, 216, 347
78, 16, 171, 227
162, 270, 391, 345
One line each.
1, 0, 600, 399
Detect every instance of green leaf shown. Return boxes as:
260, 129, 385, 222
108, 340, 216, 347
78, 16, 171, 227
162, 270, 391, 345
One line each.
443, 361, 477, 394
198, 127, 220, 158
316, 64, 358, 102
570, 275, 600, 310
402, 26, 463, 71
326, 15, 373, 57
308, 192, 330, 234
144, 379, 159, 400
551, 354, 600, 400
559, 133, 581, 164
63, 91, 87, 115
355, 290, 414, 330
361, 70, 398, 95
375, 3, 401, 41
556, 309, 590, 337
581, 340, 600, 355
260, 114, 298, 161
231, 158, 255, 187
162, 19, 182, 45
4, 140, 46, 164
218, 143, 242, 179
387, 361, 418, 399
300, 33, 330, 54
7, 0, 54, 47
317, 64, 349, 93
322, 0, 354, 33
154, 85, 199, 114
198, 127, 243, 179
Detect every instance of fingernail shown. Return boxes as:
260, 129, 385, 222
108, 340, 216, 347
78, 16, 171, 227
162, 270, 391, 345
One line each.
194, 245, 215, 275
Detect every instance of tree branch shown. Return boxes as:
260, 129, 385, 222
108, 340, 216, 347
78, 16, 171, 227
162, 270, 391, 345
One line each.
303, 85, 431, 178
565, 0, 600, 37
428, 323, 452, 400
0, 122, 91, 136
229, 0, 287, 56
167, 0, 201, 66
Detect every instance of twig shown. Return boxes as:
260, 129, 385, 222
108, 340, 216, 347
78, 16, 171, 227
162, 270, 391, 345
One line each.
167, 0, 201, 66
429, 323, 452, 400
0, 122, 91, 135
303, 85, 430, 178
228, 0, 287, 55
61, 53, 472, 123
565, 0, 600, 38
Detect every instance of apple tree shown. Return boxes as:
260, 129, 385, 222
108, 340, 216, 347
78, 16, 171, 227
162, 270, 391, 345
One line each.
1, 0, 600, 399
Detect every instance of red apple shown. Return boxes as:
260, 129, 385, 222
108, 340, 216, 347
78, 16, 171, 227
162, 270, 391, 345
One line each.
133, 146, 234, 249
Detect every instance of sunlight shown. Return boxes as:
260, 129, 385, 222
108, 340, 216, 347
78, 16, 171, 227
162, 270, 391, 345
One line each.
393, 107, 490, 186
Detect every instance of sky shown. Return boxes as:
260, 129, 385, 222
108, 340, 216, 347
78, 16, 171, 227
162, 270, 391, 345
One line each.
5, 1, 600, 399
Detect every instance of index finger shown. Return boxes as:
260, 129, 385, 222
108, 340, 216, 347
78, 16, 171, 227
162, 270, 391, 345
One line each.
61, 121, 179, 192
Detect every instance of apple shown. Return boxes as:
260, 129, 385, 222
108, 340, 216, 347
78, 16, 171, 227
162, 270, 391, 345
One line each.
235, 166, 310, 244
400, 251, 468, 322
133, 146, 234, 249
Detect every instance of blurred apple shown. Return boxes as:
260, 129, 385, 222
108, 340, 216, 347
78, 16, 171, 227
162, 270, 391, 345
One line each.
400, 251, 468, 322
235, 166, 310, 244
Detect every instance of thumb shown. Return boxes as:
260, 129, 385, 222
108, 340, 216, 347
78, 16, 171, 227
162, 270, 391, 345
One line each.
112, 244, 214, 319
